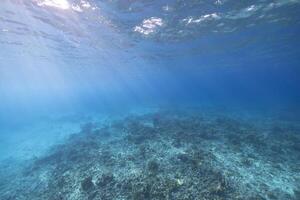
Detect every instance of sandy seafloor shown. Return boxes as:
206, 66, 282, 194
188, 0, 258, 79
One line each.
0, 108, 299, 200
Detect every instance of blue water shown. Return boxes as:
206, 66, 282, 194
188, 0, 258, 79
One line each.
0, 0, 300, 199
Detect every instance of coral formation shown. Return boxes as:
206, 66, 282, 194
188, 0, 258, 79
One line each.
0, 110, 299, 199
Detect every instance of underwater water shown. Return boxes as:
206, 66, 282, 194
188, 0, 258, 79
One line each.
1, 0, 300, 199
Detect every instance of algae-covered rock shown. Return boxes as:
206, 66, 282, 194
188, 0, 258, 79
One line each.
97, 173, 115, 187
81, 176, 94, 192
147, 159, 159, 174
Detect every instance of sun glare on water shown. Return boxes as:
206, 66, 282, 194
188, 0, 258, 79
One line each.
36, 0, 70, 10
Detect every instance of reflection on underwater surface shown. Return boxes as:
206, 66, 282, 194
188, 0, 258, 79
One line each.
0, 0, 300, 199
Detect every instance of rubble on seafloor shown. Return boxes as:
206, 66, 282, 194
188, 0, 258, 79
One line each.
0, 110, 299, 200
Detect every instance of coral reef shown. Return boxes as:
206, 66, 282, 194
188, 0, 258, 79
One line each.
0, 110, 299, 199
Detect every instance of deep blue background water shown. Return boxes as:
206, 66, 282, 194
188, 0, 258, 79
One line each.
0, 0, 300, 129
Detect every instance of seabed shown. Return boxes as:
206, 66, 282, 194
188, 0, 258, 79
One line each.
0, 109, 299, 200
